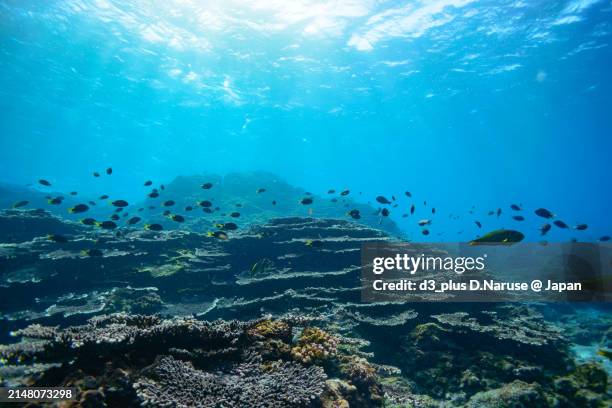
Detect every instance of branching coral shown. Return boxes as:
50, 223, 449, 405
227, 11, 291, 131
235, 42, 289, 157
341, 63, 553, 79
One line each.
135, 355, 327, 407
1, 313, 384, 407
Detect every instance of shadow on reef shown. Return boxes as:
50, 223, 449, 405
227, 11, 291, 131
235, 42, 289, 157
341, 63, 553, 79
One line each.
0, 210, 611, 406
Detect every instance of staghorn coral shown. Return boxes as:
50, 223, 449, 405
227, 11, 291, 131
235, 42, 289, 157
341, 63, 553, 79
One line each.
135, 355, 327, 407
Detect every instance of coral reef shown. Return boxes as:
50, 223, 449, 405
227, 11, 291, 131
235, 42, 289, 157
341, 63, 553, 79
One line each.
135, 356, 327, 407
291, 327, 340, 365
1, 205, 610, 406
0, 314, 384, 407
395, 305, 611, 406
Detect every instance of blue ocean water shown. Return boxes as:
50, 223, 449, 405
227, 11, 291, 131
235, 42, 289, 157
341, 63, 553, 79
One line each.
0, 0, 611, 242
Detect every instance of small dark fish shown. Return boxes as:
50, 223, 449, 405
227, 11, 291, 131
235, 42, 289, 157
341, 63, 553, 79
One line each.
540, 223, 552, 236
381, 208, 390, 217
170, 214, 185, 223
160, 184, 165, 190
12, 200, 29, 208
97, 220, 117, 229
207, 231, 228, 240
106, 167, 112, 175
81, 218, 96, 226
148, 191, 159, 198
99, 195, 109, 200
256, 188, 266, 193
496, 208, 502, 218
185, 206, 193, 211
510, 204, 521, 211
48, 197, 63, 205
83, 248, 103, 257
488, 210, 494, 216
347, 209, 361, 219
128, 216, 141, 225
327, 189, 335, 194
200, 182, 213, 189
236, 203, 243, 207
300, 197, 313, 205
475, 221, 482, 228
410, 205, 415, 215
418, 219, 431, 226
230, 212, 240, 218
330, 198, 337, 203
376, 196, 392, 205
340, 190, 350, 196
422, 229, 430, 236
392, 196, 396, 201
305, 239, 323, 248
48, 234, 68, 243
148, 205, 155, 210
203, 208, 213, 213
305, 192, 313, 196
110, 214, 120, 221
534, 208, 554, 219
115, 207, 123, 213
574, 224, 588, 231
217, 222, 238, 231
162, 210, 171, 216
512, 215, 525, 221
144, 180, 153, 186
145, 223, 163, 231
272, 200, 277, 205
162, 200, 175, 207
69, 204, 89, 214
89, 201, 96, 206
93, 172, 100, 177
405, 191, 412, 198
599, 236, 610, 242
553, 220, 569, 229
198, 200, 212, 208
138, 208, 144, 212
432, 208, 436, 214
38, 179, 51, 187
70, 191, 78, 196
112, 200, 129, 207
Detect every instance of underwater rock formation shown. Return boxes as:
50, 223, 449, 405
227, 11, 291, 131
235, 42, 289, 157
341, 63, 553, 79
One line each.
0, 209, 86, 243
137, 172, 403, 236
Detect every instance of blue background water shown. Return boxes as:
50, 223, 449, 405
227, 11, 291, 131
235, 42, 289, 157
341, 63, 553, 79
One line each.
0, 0, 611, 242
